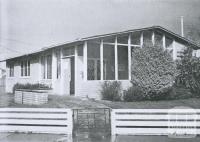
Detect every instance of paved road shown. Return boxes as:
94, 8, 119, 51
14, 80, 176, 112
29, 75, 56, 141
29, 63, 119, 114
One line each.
1, 133, 200, 142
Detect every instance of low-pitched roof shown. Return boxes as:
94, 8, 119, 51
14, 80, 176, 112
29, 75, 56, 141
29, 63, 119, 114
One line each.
5, 26, 200, 61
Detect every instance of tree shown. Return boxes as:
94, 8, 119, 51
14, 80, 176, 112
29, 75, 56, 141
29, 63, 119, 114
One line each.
131, 41, 178, 99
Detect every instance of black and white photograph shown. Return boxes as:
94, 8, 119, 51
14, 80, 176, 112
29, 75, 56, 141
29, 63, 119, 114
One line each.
0, 0, 200, 141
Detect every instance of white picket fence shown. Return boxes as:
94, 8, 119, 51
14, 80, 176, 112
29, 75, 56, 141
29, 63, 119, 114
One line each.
111, 109, 200, 136
0, 108, 73, 134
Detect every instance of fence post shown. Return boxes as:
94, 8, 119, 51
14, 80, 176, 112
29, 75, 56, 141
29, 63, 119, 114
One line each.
67, 109, 73, 135
111, 109, 116, 136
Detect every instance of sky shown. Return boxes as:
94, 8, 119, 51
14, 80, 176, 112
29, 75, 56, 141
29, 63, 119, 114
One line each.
0, 0, 200, 60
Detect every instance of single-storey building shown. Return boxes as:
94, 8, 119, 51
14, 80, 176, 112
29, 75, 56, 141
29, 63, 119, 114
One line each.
5, 26, 200, 99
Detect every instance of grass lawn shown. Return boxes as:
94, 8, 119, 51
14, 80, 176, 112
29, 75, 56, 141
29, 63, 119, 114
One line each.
95, 98, 200, 109
1, 93, 200, 109
0, 94, 108, 109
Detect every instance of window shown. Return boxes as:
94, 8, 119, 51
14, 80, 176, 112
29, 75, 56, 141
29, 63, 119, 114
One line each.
165, 36, 173, 57
131, 32, 140, 45
77, 44, 83, 56
117, 34, 128, 44
63, 47, 74, 57
56, 50, 61, 79
47, 55, 52, 79
143, 31, 152, 46
118, 46, 128, 80
154, 32, 163, 46
87, 41, 101, 80
41, 56, 46, 79
166, 36, 173, 48
9, 64, 14, 77
21, 60, 30, 76
41, 55, 52, 79
103, 44, 115, 80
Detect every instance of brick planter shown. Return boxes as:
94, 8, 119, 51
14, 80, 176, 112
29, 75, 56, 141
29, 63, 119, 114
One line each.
14, 89, 49, 105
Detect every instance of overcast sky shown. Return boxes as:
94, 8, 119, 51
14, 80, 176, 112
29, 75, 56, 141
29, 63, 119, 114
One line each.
0, 0, 200, 60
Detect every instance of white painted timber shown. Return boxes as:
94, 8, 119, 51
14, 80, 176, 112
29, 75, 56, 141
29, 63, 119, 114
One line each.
0, 108, 73, 134
128, 34, 131, 80
83, 41, 87, 81
112, 109, 200, 136
114, 36, 118, 80
140, 32, 143, 48
100, 39, 103, 80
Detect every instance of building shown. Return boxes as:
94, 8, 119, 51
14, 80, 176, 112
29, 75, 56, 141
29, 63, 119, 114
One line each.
5, 26, 200, 99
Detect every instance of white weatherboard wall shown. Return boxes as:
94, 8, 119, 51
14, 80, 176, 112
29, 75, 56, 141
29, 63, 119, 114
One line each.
0, 108, 73, 134
111, 109, 200, 136
6, 56, 41, 93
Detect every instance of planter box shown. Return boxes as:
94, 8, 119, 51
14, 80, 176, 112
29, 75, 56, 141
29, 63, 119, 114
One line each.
14, 89, 49, 105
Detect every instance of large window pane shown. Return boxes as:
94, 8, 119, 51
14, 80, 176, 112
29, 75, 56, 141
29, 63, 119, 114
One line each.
87, 41, 100, 80
166, 36, 173, 57
118, 46, 128, 80
25, 61, 27, 76
9, 64, 14, 77
103, 36, 115, 43
103, 44, 115, 80
77, 44, 83, 56
41, 56, 46, 79
21, 60, 30, 77
56, 49, 61, 79
117, 34, 128, 44
131, 32, 140, 45
63, 47, 74, 56
166, 36, 173, 48
143, 31, 152, 46
155, 32, 163, 47
47, 55, 52, 79
27, 60, 30, 76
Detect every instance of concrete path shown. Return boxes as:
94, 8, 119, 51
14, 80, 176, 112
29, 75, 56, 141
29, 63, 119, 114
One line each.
0, 133, 67, 142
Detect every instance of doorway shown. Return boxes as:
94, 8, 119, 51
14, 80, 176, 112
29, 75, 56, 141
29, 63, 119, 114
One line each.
62, 57, 75, 95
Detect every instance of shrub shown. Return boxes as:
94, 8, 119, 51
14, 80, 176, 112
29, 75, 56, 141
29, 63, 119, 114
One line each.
131, 41, 178, 99
13, 83, 51, 93
100, 81, 122, 101
123, 85, 145, 101
176, 48, 200, 96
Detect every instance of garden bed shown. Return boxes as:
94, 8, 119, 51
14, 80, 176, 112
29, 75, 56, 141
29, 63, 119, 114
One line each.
14, 89, 48, 105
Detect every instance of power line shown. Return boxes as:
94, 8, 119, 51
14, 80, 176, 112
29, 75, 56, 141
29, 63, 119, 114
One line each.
0, 36, 39, 49
0, 44, 24, 53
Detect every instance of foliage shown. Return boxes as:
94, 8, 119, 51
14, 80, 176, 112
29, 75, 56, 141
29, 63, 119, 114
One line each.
123, 85, 145, 101
13, 83, 51, 93
131, 41, 178, 99
100, 81, 122, 101
176, 48, 200, 96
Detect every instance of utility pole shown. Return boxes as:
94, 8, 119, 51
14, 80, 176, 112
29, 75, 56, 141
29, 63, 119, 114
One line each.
181, 16, 184, 37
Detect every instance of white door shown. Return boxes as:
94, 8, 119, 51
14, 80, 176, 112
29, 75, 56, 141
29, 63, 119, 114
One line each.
61, 58, 71, 95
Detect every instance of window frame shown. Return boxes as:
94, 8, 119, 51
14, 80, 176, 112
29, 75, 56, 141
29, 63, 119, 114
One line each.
9, 64, 14, 77
20, 60, 30, 77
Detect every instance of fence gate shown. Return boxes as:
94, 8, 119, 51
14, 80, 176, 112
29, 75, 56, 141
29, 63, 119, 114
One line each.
73, 108, 111, 141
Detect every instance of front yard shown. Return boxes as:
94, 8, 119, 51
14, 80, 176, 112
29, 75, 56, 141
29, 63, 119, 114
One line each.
1, 93, 200, 109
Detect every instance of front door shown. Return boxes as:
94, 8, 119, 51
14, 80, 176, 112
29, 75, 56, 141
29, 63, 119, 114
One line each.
62, 58, 71, 95
62, 57, 75, 95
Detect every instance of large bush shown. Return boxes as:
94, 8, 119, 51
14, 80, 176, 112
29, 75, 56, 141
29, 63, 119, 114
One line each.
100, 81, 122, 101
123, 85, 145, 101
176, 48, 200, 96
131, 41, 178, 99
